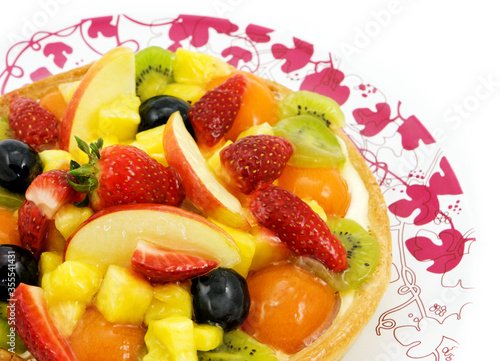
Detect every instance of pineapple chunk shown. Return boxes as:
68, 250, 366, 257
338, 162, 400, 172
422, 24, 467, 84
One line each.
145, 317, 197, 361
95, 265, 153, 325
210, 219, 255, 278
144, 283, 192, 325
58, 81, 81, 104
162, 83, 206, 104
194, 324, 224, 351
236, 122, 275, 139
39, 251, 63, 279
304, 199, 328, 222
54, 203, 94, 240
38, 149, 72, 172
98, 93, 141, 142
135, 125, 166, 156
173, 48, 231, 85
47, 300, 86, 338
42, 261, 102, 304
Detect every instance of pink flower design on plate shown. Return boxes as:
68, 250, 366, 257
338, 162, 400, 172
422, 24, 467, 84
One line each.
389, 157, 462, 226
245, 24, 273, 43
43, 42, 73, 68
397, 114, 435, 150
406, 226, 474, 274
221, 46, 252, 68
168, 15, 238, 51
86, 16, 118, 39
352, 102, 392, 136
300, 66, 350, 105
271, 37, 314, 73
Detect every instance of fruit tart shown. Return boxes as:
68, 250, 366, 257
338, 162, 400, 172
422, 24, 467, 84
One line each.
0, 46, 391, 361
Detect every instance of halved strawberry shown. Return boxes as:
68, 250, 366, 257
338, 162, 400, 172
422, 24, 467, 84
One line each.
17, 199, 50, 259
188, 73, 246, 149
8, 96, 60, 151
69, 138, 185, 211
219, 134, 293, 194
11, 283, 77, 361
249, 185, 348, 272
25, 169, 82, 219
131, 240, 218, 283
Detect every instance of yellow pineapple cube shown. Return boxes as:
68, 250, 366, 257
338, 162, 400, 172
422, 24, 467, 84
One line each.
236, 122, 275, 139
173, 48, 231, 85
162, 83, 206, 104
144, 283, 192, 325
210, 219, 255, 278
47, 300, 86, 338
54, 203, 94, 240
39, 251, 63, 279
98, 93, 141, 142
58, 81, 81, 104
42, 261, 102, 304
38, 149, 72, 172
194, 324, 223, 351
94, 265, 153, 325
147, 317, 197, 361
135, 125, 166, 156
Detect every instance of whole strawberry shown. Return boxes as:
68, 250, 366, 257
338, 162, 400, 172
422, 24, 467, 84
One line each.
188, 73, 246, 149
8, 96, 59, 151
250, 185, 348, 272
219, 134, 293, 194
69, 137, 185, 211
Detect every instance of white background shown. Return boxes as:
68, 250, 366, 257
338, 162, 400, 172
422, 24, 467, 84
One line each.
1, 0, 498, 359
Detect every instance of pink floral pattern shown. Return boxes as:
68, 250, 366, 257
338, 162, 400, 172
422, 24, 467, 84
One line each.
0, 14, 475, 361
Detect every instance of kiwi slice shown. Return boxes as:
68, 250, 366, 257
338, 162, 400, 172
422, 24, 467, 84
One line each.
0, 185, 24, 211
135, 46, 175, 102
0, 117, 12, 141
198, 330, 277, 361
278, 90, 345, 128
273, 115, 345, 168
326, 217, 380, 291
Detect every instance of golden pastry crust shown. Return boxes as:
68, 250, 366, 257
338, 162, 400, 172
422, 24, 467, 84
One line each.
0, 64, 391, 361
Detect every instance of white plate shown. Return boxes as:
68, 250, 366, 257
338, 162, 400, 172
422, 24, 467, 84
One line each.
0, 14, 475, 361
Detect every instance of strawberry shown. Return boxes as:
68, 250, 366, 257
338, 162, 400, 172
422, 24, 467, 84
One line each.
25, 169, 82, 219
188, 73, 246, 148
249, 185, 348, 272
17, 199, 50, 259
10, 283, 77, 361
8, 96, 60, 151
131, 240, 218, 283
219, 134, 293, 194
69, 137, 185, 211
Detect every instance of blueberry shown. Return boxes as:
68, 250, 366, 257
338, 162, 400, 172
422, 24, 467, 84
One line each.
139, 95, 194, 138
191, 268, 250, 331
0, 139, 42, 193
0, 245, 39, 302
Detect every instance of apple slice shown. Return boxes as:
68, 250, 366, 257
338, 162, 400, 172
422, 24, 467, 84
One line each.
64, 204, 241, 271
163, 112, 250, 229
60, 47, 135, 161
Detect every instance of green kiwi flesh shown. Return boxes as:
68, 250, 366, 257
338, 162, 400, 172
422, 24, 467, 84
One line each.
278, 90, 345, 129
135, 46, 175, 102
326, 217, 380, 291
198, 330, 277, 361
0, 185, 24, 211
0, 117, 12, 141
273, 115, 345, 168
